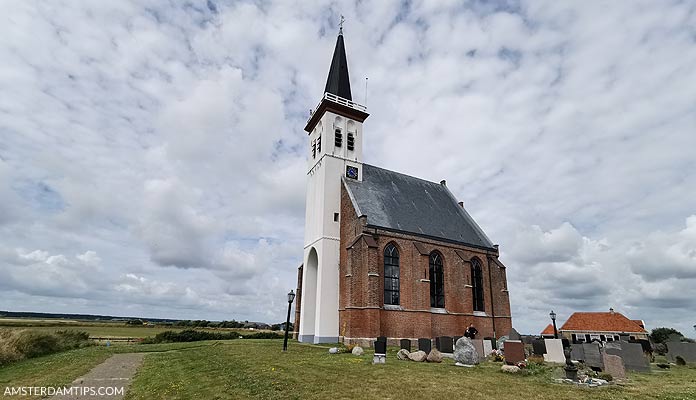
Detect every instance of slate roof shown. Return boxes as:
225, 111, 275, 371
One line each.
343, 164, 495, 250
559, 312, 647, 333
324, 32, 352, 100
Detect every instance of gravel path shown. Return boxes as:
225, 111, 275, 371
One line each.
51, 353, 145, 399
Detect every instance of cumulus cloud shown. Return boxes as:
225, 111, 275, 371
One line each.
0, 1, 694, 332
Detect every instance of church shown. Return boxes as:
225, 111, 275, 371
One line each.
294, 28, 512, 346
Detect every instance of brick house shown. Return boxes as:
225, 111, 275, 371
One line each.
296, 28, 512, 345
540, 308, 648, 343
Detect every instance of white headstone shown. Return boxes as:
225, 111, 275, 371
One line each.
543, 339, 565, 363
483, 340, 493, 358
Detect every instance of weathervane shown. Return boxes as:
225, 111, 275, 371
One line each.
339, 15, 345, 34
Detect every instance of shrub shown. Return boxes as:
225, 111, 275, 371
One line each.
145, 329, 240, 344
0, 329, 92, 365
243, 331, 283, 339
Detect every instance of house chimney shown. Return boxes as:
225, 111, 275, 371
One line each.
440, 180, 446, 186
609, 308, 615, 315
458, 201, 464, 208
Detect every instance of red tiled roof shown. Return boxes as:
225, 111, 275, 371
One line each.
540, 324, 555, 335
632, 319, 645, 329
560, 312, 646, 333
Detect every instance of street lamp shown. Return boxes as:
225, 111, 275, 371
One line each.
550, 310, 558, 339
283, 290, 296, 352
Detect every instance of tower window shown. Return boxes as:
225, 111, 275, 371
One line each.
347, 132, 355, 151
471, 258, 484, 312
312, 139, 316, 158
317, 134, 321, 153
333, 212, 339, 222
429, 252, 444, 308
334, 129, 342, 147
384, 244, 400, 305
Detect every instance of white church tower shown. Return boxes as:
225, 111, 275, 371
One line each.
298, 27, 369, 343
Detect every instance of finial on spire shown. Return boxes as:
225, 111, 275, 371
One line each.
339, 15, 345, 35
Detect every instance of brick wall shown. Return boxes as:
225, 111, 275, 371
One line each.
339, 182, 513, 344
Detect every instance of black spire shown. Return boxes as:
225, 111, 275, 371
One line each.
324, 30, 352, 100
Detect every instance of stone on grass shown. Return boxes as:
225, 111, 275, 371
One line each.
329, 347, 339, 354
352, 346, 364, 356
501, 365, 520, 373
408, 350, 427, 362
397, 349, 410, 360
427, 349, 443, 363
454, 337, 479, 366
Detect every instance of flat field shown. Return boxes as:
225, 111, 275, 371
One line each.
1, 340, 694, 400
0, 318, 252, 338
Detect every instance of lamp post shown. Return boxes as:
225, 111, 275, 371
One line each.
283, 290, 296, 352
550, 310, 558, 339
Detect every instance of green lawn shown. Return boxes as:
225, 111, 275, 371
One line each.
1, 340, 695, 400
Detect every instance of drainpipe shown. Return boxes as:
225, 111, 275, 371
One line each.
488, 248, 497, 339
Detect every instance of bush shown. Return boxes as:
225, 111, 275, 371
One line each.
0, 329, 92, 365
243, 331, 283, 339
144, 329, 240, 344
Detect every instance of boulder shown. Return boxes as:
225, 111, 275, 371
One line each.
397, 349, 410, 360
329, 347, 339, 354
352, 346, 364, 356
454, 337, 480, 366
501, 365, 520, 373
427, 349, 443, 363
408, 350, 427, 362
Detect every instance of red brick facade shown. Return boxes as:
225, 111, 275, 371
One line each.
339, 184, 512, 346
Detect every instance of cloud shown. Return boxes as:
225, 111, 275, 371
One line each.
0, 1, 694, 334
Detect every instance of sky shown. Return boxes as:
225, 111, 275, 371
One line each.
0, 0, 695, 335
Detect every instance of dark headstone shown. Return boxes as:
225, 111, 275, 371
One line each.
605, 342, 650, 372
637, 339, 652, 353
561, 338, 570, 349
400, 339, 411, 352
666, 342, 696, 363
436, 336, 454, 353
453, 336, 462, 344
508, 328, 521, 341
532, 339, 546, 355
582, 342, 603, 370
504, 341, 525, 365
570, 344, 585, 361
418, 338, 432, 354
374, 340, 387, 355
377, 336, 387, 343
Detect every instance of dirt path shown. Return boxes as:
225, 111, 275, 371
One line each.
51, 353, 145, 399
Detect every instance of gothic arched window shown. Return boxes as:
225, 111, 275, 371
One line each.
471, 258, 485, 312
384, 244, 399, 305
429, 252, 444, 308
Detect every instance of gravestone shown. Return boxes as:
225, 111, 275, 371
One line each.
602, 353, 626, 379
418, 338, 432, 354
483, 339, 493, 357
377, 336, 387, 343
471, 339, 484, 359
374, 340, 387, 355
400, 339, 411, 351
503, 341, 525, 365
496, 336, 509, 351
508, 328, 521, 341
666, 342, 696, 363
453, 336, 462, 345
570, 344, 585, 361
582, 342, 604, 370
543, 339, 565, 363
396, 349, 410, 360
532, 339, 547, 356
604, 341, 622, 351
606, 342, 650, 372
436, 336, 454, 353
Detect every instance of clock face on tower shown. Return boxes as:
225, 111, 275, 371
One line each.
346, 166, 359, 179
